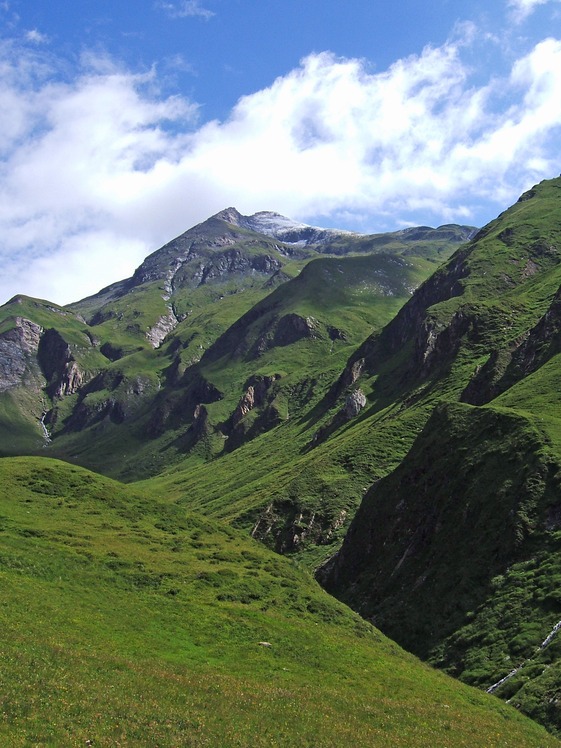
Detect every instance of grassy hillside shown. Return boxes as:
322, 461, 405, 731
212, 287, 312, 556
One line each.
0, 455, 556, 747
134, 182, 561, 580
37, 247, 447, 486
316, 178, 561, 735
5, 189, 561, 741
0, 213, 467, 477
321, 400, 561, 736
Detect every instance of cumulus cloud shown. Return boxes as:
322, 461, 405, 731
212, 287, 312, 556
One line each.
1, 31, 561, 305
508, 0, 561, 22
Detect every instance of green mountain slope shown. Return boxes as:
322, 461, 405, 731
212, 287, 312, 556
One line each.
0, 455, 556, 747
0, 210, 469, 483
6, 181, 561, 741
317, 177, 561, 734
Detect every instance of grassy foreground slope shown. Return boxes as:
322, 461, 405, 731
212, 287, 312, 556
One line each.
0, 456, 556, 747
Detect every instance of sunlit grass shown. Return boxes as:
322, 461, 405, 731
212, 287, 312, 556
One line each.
0, 455, 556, 746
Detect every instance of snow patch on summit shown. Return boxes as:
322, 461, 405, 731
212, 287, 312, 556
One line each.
239, 211, 310, 237
215, 208, 359, 247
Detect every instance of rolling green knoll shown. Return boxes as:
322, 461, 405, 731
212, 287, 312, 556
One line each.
0, 455, 556, 747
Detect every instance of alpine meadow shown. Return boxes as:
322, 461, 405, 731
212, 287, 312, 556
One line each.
4, 178, 561, 746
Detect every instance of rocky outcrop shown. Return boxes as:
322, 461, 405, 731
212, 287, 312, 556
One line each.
249, 314, 317, 358
214, 207, 357, 248
61, 372, 156, 432
56, 360, 87, 397
250, 501, 350, 555
129, 226, 284, 293
225, 375, 283, 451
191, 403, 209, 438
146, 372, 223, 438
273, 314, 316, 346
179, 403, 214, 450
230, 375, 281, 429
381, 248, 471, 356
342, 389, 367, 419
62, 397, 126, 431
195, 249, 282, 286
146, 307, 180, 348
231, 386, 255, 428
312, 388, 367, 447
0, 317, 43, 391
413, 308, 472, 379
37, 328, 90, 397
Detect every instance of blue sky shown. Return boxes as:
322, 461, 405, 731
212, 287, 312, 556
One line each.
1, 0, 561, 304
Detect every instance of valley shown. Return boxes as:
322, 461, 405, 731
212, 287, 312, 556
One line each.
3, 181, 561, 743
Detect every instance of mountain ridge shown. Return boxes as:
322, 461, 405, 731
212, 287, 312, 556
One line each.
5, 181, 561, 738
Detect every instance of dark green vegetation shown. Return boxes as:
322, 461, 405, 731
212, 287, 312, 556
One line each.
4, 184, 561, 741
3, 456, 552, 747
321, 177, 561, 735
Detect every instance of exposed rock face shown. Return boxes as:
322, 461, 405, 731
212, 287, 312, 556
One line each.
413, 308, 472, 379
191, 403, 209, 437
0, 317, 43, 391
146, 307, 180, 348
343, 389, 366, 419
381, 248, 471, 356
312, 387, 366, 447
127, 224, 284, 293
57, 361, 86, 397
183, 402, 214, 448
231, 386, 255, 427
330, 246, 471, 400
214, 207, 358, 247
250, 313, 316, 358
230, 375, 282, 429
61, 372, 156, 433
62, 398, 126, 431
38, 328, 89, 397
196, 250, 282, 286
225, 375, 283, 451
250, 501, 350, 554
146, 372, 222, 438
273, 314, 316, 347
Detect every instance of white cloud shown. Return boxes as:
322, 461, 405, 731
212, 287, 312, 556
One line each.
1, 32, 561, 305
508, 0, 561, 22
155, 1, 214, 20
24, 29, 48, 44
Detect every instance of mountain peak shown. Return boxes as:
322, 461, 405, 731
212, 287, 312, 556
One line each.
212, 207, 358, 246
